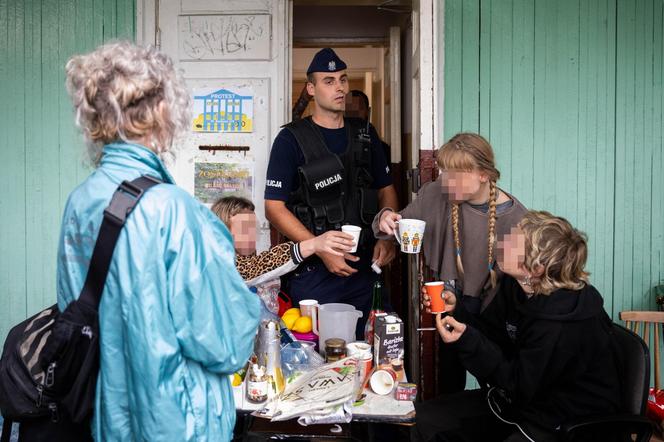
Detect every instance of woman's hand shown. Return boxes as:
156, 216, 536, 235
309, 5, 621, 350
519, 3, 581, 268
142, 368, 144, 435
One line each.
421, 287, 456, 313
301, 231, 355, 258
436, 315, 466, 343
379, 210, 401, 235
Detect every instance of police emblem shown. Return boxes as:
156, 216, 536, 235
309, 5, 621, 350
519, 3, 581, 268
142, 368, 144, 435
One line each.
328, 60, 336, 71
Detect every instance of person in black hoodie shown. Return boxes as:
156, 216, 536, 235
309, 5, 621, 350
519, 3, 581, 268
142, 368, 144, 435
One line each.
415, 210, 621, 442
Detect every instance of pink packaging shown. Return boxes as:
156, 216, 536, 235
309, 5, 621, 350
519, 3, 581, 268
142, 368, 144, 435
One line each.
395, 382, 417, 401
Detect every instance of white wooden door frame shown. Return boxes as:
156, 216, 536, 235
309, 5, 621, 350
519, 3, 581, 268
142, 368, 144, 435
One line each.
418, 0, 438, 154
408, 0, 439, 394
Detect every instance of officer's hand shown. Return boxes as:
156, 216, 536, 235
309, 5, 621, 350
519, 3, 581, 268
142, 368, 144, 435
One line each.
319, 251, 359, 277
372, 239, 396, 267
379, 210, 401, 235
436, 315, 466, 343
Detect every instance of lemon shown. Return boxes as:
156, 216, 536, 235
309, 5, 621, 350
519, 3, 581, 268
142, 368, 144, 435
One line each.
292, 316, 312, 333
231, 373, 242, 387
282, 314, 298, 330
282, 308, 301, 318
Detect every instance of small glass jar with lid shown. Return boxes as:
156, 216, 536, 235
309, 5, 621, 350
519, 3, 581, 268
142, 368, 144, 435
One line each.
324, 338, 347, 363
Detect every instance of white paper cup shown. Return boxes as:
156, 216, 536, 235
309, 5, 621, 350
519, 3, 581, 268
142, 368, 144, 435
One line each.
346, 341, 371, 357
341, 225, 362, 253
370, 369, 396, 395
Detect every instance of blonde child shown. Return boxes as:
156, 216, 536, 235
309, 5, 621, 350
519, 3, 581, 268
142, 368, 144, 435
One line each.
416, 211, 621, 441
211, 196, 354, 288
375, 133, 528, 392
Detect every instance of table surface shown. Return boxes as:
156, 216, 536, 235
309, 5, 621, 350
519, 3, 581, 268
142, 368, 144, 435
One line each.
233, 381, 416, 424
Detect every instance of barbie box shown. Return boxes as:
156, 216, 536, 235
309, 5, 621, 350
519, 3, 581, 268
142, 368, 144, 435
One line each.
373, 315, 405, 371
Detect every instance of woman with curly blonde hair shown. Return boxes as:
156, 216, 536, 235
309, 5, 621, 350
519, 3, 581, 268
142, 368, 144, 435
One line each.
33, 42, 262, 441
416, 211, 621, 442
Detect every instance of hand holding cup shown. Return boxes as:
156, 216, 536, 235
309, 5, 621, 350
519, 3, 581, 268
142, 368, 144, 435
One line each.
421, 284, 456, 314
379, 210, 402, 236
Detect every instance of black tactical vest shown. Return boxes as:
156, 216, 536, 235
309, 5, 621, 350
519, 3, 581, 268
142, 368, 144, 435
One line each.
284, 117, 379, 245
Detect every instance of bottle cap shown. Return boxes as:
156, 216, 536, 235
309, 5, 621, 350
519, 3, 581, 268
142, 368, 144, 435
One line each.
371, 261, 382, 274
253, 364, 264, 377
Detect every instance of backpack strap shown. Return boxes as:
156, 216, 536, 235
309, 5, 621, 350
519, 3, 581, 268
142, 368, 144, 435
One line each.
78, 175, 162, 310
0, 419, 12, 442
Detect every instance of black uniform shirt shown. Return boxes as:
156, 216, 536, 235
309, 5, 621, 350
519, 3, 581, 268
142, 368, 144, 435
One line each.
264, 122, 392, 201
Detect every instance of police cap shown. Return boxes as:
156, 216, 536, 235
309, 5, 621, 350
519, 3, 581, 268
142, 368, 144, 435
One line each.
306, 48, 347, 75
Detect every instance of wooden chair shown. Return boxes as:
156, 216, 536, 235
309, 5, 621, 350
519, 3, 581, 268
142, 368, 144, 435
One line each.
620, 311, 664, 391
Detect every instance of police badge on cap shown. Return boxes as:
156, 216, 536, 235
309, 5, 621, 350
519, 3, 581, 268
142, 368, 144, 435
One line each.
307, 48, 347, 75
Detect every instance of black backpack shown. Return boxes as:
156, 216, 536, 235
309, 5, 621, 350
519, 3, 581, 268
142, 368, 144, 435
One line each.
0, 175, 161, 440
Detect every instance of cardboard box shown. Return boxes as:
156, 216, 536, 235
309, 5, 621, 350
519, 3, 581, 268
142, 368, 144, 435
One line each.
373, 314, 405, 380
395, 382, 417, 401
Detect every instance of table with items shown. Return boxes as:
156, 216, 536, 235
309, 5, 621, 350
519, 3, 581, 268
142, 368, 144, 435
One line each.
231, 307, 416, 437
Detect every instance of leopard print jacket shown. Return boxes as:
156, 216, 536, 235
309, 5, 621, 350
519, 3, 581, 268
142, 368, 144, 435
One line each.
236, 241, 304, 287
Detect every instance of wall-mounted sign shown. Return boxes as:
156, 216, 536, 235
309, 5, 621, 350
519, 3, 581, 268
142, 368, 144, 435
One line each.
194, 162, 254, 204
192, 87, 253, 133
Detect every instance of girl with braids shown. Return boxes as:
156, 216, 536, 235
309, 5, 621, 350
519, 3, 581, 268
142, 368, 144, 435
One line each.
415, 211, 621, 442
374, 133, 527, 392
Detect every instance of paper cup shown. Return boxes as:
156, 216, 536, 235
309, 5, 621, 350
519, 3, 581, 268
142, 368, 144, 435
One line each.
346, 341, 371, 357
341, 225, 362, 253
425, 281, 446, 314
370, 368, 396, 395
394, 219, 426, 254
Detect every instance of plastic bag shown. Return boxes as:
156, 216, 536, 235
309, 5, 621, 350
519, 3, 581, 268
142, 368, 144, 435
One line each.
256, 279, 281, 315
280, 341, 324, 384
254, 357, 358, 422
297, 401, 353, 426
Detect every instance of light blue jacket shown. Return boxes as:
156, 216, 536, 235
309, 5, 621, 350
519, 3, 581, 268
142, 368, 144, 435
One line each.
56, 142, 260, 441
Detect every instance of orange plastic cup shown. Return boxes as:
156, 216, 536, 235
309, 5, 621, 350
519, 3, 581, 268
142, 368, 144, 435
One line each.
424, 281, 446, 314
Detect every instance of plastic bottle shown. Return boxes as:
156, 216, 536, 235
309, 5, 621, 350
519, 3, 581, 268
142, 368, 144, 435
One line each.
364, 280, 385, 344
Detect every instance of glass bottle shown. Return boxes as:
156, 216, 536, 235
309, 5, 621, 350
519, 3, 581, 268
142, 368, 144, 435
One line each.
246, 364, 268, 403
364, 280, 385, 344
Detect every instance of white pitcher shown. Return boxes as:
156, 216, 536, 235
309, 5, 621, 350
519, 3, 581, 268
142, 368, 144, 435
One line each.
316, 303, 363, 356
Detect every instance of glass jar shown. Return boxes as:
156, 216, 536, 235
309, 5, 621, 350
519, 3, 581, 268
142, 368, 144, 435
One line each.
324, 338, 347, 363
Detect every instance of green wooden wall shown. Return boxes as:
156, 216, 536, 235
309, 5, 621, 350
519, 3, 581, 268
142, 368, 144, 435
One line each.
440, 0, 664, 318
0, 0, 135, 343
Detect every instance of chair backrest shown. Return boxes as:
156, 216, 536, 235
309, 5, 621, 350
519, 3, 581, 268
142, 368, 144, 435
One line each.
613, 321, 651, 415
620, 311, 664, 391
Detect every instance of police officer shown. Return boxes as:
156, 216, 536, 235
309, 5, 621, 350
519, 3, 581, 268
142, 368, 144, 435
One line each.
265, 48, 398, 337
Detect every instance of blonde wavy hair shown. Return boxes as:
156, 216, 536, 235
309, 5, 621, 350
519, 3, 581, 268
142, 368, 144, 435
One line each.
65, 41, 190, 166
436, 133, 501, 288
519, 211, 590, 295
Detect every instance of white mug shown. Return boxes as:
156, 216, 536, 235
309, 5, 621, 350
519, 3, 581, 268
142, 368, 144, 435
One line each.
394, 219, 426, 254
